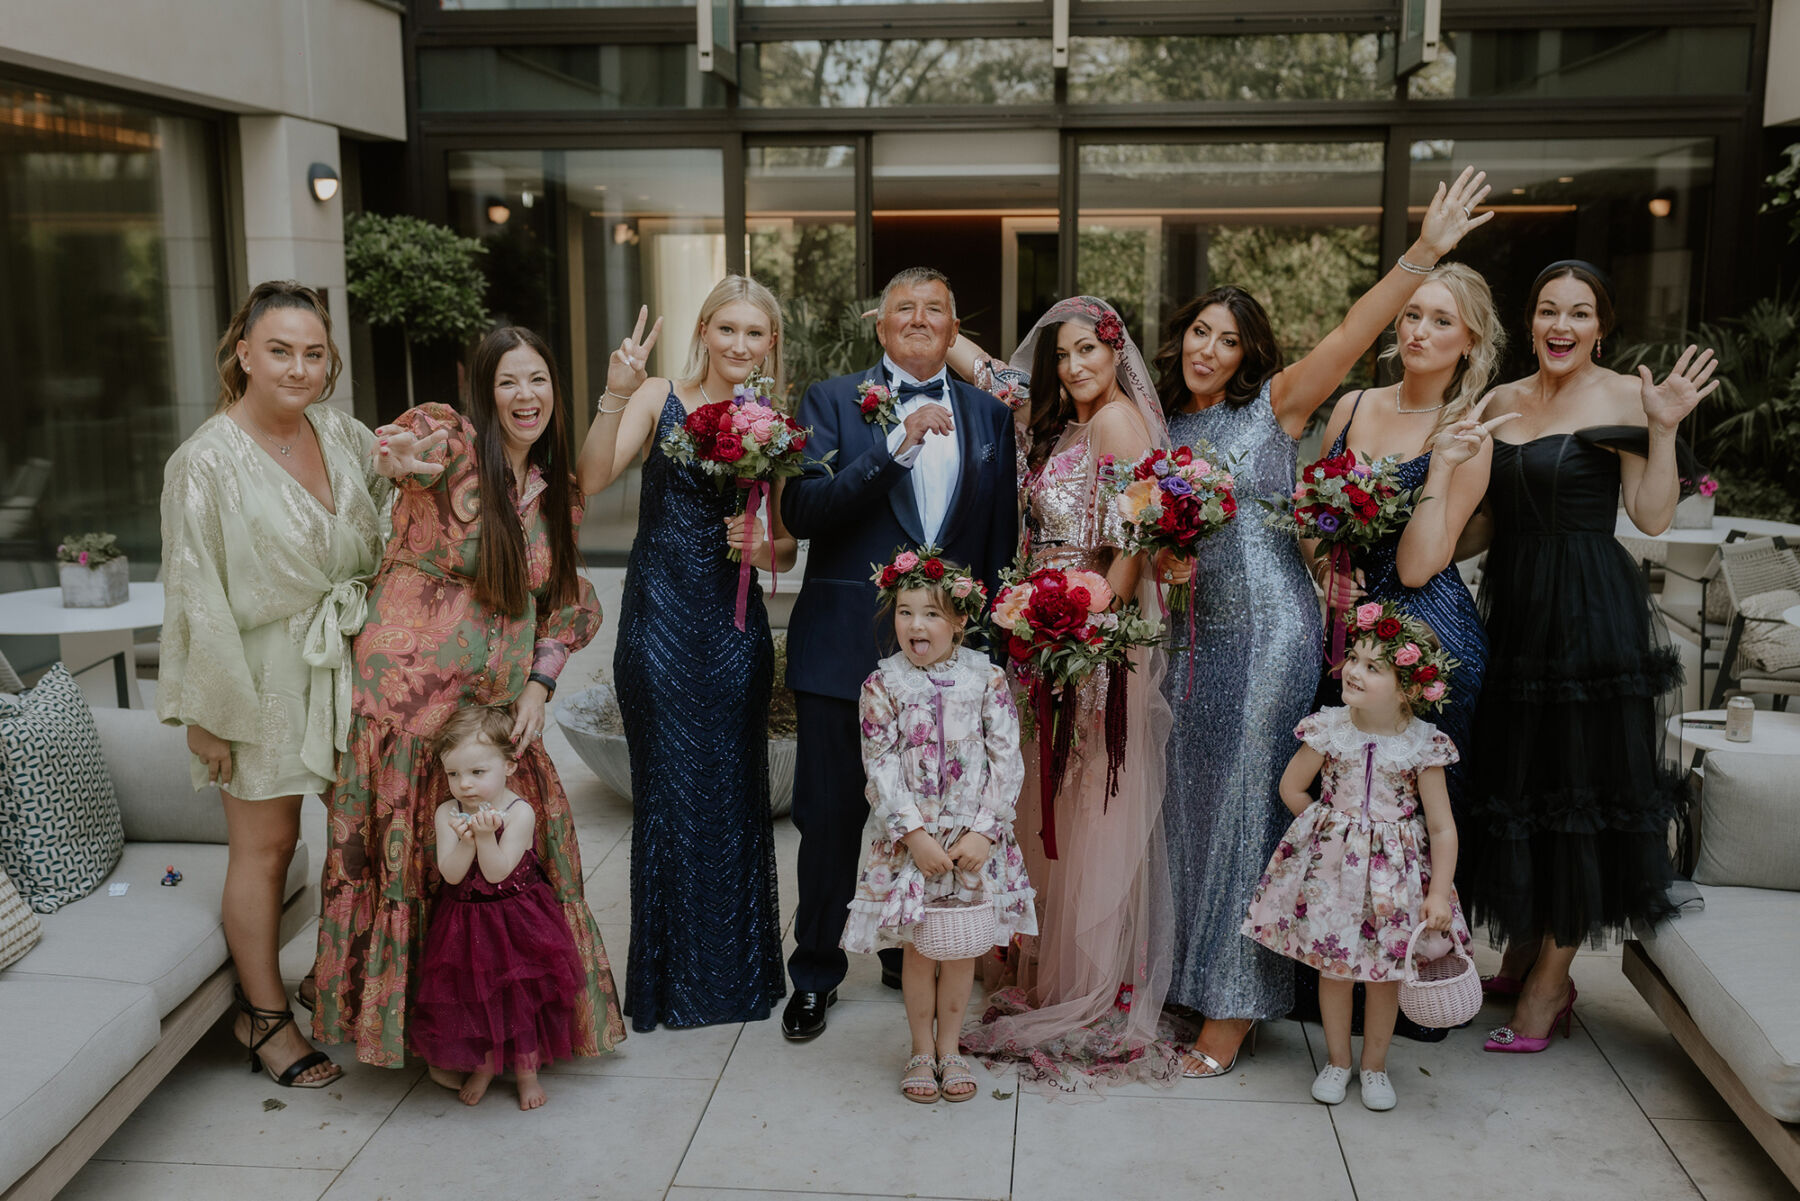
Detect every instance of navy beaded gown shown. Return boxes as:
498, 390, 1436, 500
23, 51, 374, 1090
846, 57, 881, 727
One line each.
614, 388, 785, 1031
1315, 392, 1488, 815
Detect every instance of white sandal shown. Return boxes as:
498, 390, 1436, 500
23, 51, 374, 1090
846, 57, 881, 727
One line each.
900, 1053, 939, 1103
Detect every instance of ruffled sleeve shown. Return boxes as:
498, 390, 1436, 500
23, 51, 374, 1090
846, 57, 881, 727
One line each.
157, 441, 260, 745
971, 664, 1025, 840
1413, 723, 1460, 771
859, 669, 926, 841
1294, 707, 1341, 754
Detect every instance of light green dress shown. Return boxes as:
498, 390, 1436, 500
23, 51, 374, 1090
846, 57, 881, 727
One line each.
158, 404, 391, 800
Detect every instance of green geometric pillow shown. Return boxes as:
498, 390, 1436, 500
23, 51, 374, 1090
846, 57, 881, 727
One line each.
0, 663, 124, 913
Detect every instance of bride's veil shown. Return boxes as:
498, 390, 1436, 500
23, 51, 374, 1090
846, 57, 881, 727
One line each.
1007, 295, 1169, 449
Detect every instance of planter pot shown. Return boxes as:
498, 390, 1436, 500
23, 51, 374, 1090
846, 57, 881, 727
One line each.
554, 686, 797, 818
1672, 494, 1716, 530
59, 557, 128, 608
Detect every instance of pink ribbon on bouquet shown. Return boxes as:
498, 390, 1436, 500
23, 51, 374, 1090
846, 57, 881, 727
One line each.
1324, 543, 1352, 678
733, 479, 773, 632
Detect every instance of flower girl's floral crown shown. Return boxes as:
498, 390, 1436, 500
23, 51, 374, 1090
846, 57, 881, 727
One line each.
1347, 601, 1458, 714
871, 545, 988, 619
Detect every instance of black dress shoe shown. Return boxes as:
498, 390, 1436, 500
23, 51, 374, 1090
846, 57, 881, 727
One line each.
781, 989, 838, 1041
881, 965, 903, 990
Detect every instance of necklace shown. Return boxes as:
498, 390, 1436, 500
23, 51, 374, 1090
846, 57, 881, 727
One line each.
1394, 378, 1446, 415
238, 407, 300, 456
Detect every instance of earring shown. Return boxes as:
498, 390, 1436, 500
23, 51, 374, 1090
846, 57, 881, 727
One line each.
1594, 339, 1604, 361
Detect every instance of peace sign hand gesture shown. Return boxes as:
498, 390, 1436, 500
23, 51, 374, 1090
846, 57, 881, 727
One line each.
1416, 166, 1496, 262
372, 425, 450, 479
1638, 345, 1720, 433
604, 305, 664, 405
1428, 394, 1520, 470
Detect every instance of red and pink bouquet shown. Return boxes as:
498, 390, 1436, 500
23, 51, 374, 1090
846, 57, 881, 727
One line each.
988, 561, 1161, 858
661, 377, 822, 627
1108, 442, 1237, 615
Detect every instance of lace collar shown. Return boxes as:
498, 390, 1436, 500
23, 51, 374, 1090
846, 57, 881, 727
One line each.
1308, 706, 1441, 770
875, 646, 988, 700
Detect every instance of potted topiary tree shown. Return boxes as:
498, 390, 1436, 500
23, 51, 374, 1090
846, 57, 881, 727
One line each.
344, 212, 491, 408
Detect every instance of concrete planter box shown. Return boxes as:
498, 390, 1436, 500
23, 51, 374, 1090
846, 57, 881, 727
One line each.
1672, 494, 1715, 530
59, 557, 128, 608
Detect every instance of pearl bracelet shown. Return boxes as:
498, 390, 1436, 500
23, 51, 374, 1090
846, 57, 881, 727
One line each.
1396, 256, 1434, 276
596, 390, 631, 415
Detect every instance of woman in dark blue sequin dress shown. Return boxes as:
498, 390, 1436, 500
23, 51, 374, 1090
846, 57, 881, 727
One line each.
576, 279, 792, 1030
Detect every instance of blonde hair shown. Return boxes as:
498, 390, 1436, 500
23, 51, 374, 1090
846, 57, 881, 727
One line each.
681, 274, 785, 400
215, 280, 342, 411
431, 706, 516, 761
1380, 262, 1506, 436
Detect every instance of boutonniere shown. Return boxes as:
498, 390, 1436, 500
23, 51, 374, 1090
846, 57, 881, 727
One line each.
857, 379, 898, 427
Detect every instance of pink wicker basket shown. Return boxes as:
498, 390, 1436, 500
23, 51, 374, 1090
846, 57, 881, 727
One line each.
1397, 920, 1482, 1028
912, 829, 997, 962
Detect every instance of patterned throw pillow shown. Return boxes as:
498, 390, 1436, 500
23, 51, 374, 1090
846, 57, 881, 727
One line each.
0, 865, 42, 969
0, 663, 125, 914
1737, 589, 1800, 675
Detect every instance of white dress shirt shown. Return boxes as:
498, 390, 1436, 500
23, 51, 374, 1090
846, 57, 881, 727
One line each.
880, 355, 960, 545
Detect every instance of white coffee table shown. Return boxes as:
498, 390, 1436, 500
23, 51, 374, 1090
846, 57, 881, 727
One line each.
1669, 708, 1800, 770
0, 582, 164, 707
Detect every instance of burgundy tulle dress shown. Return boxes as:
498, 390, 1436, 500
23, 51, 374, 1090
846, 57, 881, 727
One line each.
411, 813, 587, 1074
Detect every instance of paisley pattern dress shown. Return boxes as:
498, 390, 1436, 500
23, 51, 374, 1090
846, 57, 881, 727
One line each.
311, 403, 625, 1068
842, 648, 1035, 952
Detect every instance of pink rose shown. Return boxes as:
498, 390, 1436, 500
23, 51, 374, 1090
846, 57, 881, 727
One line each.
894, 551, 920, 572
951, 577, 974, 598
1422, 681, 1446, 702
731, 411, 753, 432
1193, 460, 1211, 474
1354, 602, 1383, 630
1394, 643, 1421, 666
750, 418, 774, 442
77, 550, 89, 565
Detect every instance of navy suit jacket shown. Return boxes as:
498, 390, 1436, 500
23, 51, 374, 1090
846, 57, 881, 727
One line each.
782, 364, 1019, 701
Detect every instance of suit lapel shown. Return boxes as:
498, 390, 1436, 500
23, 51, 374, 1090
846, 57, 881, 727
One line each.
865, 365, 926, 544
936, 379, 981, 548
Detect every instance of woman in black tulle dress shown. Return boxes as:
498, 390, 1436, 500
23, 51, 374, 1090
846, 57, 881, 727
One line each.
577, 279, 793, 1030
1442, 261, 1717, 1054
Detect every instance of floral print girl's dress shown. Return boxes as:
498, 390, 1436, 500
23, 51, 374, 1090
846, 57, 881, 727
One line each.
311, 402, 626, 1068
842, 647, 1036, 953
1242, 707, 1472, 980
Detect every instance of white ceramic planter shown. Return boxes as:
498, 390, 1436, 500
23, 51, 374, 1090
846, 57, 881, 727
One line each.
59, 557, 128, 608
1672, 494, 1715, 530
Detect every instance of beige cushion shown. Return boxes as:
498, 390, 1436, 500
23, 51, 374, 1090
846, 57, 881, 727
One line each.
1637, 886, 1800, 1121
89, 707, 229, 844
1737, 589, 1800, 673
0, 865, 42, 969
0, 975, 159, 1192
1694, 753, 1800, 890
8, 841, 307, 1019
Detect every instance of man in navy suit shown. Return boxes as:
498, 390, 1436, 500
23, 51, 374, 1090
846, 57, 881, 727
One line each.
779, 267, 1018, 1040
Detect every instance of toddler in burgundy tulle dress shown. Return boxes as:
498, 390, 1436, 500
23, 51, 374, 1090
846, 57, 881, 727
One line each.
412, 706, 587, 1109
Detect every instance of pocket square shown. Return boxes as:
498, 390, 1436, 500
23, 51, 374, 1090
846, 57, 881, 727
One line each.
981, 442, 998, 464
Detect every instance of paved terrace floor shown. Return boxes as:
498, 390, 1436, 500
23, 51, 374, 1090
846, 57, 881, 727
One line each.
63, 569, 1799, 1201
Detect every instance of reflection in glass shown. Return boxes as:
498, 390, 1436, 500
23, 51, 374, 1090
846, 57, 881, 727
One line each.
1409, 27, 1752, 101
739, 40, 1053, 107
0, 80, 225, 578
418, 45, 726, 111
746, 145, 858, 402
1078, 142, 1383, 366
443, 0, 685, 6
1408, 137, 1714, 374
1070, 34, 1394, 104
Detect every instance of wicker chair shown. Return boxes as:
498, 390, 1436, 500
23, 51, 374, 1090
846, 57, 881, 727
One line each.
1708, 535, 1800, 709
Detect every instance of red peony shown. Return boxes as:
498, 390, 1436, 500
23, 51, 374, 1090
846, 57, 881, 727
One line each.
922, 558, 945, 580
1221, 492, 1238, 517
1344, 486, 1370, 508
1067, 585, 1091, 610
1027, 568, 1068, 593
791, 433, 807, 452
1026, 589, 1088, 639
1007, 634, 1034, 662
713, 432, 745, 462
1093, 311, 1126, 349
1375, 617, 1403, 639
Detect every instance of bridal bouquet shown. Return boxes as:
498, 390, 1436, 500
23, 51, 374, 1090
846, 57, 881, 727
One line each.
989, 562, 1161, 858
661, 377, 820, 627
1108, 442, 1238, 616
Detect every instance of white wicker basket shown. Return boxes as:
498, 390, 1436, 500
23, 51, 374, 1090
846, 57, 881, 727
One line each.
1397, 920, 1482, 1028
911, 831, 997, 962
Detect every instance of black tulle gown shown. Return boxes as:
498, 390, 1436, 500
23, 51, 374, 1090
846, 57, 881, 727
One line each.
614, 388, 785, 1030
1464, 426, 1685, 948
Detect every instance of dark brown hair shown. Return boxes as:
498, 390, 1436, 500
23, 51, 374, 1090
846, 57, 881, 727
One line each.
215, 280, 342, 411
431, 705, 516, 761
1527, 260, 1616, 341
1151, 286, 1283, 419
1024, 321, 1078, 471
466, 326, 582, 618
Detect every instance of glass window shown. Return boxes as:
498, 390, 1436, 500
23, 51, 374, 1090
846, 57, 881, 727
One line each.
1070, 34, 1394, 104
1408, 27, 1753, 100
746, 144, 859, 402
0, 79, 226, 586
1408, 136, 1714, 373
418, 46, 727, 111
442, 0, 687, 6
738, 40, 1054, 107
1077, 141, 1384, 365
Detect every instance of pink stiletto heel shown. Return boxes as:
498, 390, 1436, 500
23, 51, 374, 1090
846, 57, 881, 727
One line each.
1481, 974, 1524, 999
1483, 984, 1577, 1053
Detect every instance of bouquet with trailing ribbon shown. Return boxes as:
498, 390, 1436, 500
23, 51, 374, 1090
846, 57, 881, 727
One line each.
1107, 442, 1237, 669
988, 559, 1161, 859
1260, 448, 1419, 672
661, 378, 819, 630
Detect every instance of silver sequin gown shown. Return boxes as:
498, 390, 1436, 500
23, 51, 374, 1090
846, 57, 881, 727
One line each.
1163, 383, 1320, 1020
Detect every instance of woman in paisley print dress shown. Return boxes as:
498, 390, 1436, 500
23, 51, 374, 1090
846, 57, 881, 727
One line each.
311, 326, 626, 1075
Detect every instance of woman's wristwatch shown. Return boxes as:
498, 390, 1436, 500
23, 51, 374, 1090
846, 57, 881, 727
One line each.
528, 671, 558, 696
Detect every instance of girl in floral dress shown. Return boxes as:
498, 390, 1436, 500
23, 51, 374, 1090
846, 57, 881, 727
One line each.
1242, 601, 1471, 1113
843, 548, 1035, 1104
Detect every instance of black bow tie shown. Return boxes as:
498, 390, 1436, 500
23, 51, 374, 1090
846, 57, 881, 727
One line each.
893, 378, 942, 400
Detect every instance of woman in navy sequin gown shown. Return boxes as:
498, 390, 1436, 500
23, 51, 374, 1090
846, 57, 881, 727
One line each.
577, 279, 792, 1030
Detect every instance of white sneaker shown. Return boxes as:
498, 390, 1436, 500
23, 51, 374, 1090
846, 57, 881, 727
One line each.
1360, 1068, 1397, 1111
1311, 1063, 1351, 1104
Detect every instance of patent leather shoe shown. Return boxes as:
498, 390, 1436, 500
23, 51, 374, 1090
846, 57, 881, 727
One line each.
781, 989, 838, 1042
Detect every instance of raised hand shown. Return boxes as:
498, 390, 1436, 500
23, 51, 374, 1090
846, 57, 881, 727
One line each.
449, 813, 476, 843
1428, 394, 1521, 471
373, 425, 449, 479
604, 305, 663, 403
1637, 345, 1720, 432
1415, 167, 1496, 262
898, 402, 954, 452
468, 807, 503, 837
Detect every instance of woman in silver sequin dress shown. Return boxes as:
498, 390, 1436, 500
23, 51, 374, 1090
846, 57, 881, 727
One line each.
1153, 168, 1495, 1079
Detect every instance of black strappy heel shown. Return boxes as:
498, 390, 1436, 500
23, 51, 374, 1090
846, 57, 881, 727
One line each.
233, 985, 339, 1089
